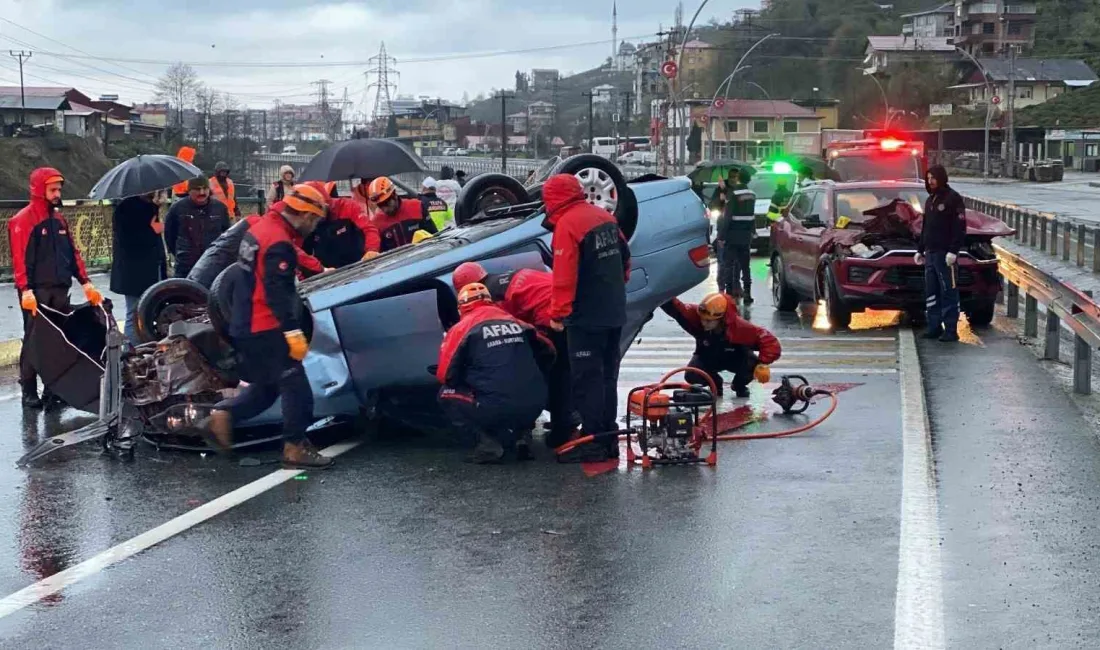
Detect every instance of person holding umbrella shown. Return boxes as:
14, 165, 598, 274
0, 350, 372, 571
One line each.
368, 177, 437, 252
110, 191, 167, 343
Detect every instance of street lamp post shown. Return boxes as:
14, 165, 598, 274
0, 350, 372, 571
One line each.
955, 46, 995, 178
703, 33, 779, 163
862, 71, 891, 130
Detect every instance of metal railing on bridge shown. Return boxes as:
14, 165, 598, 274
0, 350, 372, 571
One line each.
968, 196, 1100, 274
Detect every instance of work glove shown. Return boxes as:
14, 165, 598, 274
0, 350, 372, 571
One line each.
150, 217, 164, 235
361, 250, 381, 261
753, 364, 771, 385
322, 267, 336, 273
285, 330, 309, 361
549, 320, 564, 332
945, 252, 957, 266
913, 253, 925, 266
411, 230, 433, 244
20, 290, 37, 316
83, 283, 103, 306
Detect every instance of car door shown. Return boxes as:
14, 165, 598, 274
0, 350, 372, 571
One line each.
784, 190, 824, 293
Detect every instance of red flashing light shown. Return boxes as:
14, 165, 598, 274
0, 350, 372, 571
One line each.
880, 138, 905, 151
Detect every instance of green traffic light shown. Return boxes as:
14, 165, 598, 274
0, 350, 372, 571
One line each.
771, 161, 793, 174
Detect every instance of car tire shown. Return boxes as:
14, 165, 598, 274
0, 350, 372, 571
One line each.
822, 266, 852, 330
552, 153, 632, 222
771, 254, 799, 312
454, 173, 530, 226
207, 267, 234, 340
135, 278, 210, 344
965, 300, 995, 327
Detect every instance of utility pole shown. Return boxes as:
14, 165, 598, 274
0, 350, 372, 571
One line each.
582, 90, 597, 153
1006, 44, 1016, 176
9, 51, 32, 125
262, 109, 268, 145
551, 76, 560, 139
525, 107, 531, 157
496, 90, 514, 173
622, 90, 633, 143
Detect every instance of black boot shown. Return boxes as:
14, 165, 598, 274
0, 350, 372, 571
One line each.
742, 285, 754, 305
468, 432, 505, 464
515, 429, 535, 461
733, 383, 750, 398
21, 384, 42, 410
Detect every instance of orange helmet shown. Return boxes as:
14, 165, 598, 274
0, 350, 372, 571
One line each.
457, 282, 492, 316
301, 181, 333, 205
283, 184, 327, 218
698, 293, 729, 322
367, 176, 397, 204
452, 262, 488, 291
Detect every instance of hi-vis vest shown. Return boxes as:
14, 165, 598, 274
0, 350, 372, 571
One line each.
210, 177, 237, 216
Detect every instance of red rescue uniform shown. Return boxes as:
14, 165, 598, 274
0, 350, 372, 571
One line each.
8, 167, 90, 295
303, 198, 381, 268
482, 269, 554, 329
372, 197, 438, 251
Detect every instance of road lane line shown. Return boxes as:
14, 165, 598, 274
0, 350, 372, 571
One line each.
893, 330, 945, 649
0, 439, 362, 619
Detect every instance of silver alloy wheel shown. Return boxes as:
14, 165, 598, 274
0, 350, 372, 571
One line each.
574, 167, 619, 213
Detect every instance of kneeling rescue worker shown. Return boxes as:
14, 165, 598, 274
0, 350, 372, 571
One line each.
204, 184, 332, 469
451, 261, 575, 448
542, 173, 631, 461
10, 167, 103, 409
436, 283, 555, 463
368, 176, 437, 252
661, 292, 781, 397
301, 180, 381, 268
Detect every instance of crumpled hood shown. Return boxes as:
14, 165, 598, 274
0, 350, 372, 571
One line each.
823, 198, 1015, 250
541, 173, 586, 228
28, 167, 64, 205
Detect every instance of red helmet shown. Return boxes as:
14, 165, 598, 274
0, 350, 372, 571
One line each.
457, 283, 492, 316
452, 262, 487, 291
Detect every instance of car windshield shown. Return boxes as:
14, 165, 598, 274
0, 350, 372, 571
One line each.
835, 188, 925, 225
831, 153, 922, 181
749, 173, 796, 198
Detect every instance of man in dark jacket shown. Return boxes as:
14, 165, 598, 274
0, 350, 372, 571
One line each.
716, 168, 756, 302
662, 292, 781, 397
300, 181, 382, 268
542, 173, 630, 460
437, 283, 554, 463
916, 165, 967, 342
110, 192, 167, 343
9, 167, 103, 408
164, 177, 231, 278
203, 185, 332, 469
451, 261, 575, 448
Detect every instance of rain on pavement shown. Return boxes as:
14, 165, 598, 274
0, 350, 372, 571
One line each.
0, 257, 1097, 649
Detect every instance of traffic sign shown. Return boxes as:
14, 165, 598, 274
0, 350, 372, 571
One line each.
929, 103, 953, 117
660, 61, 678, 79
713, 98, 726, 109
991, 95, 1001, 105
612, 113, 621, 123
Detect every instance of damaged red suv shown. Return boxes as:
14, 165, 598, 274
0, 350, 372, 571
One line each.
769, 181, 1013, 329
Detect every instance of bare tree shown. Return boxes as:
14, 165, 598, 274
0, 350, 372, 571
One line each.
194, 85, 222, 150
155, 62, 200, 128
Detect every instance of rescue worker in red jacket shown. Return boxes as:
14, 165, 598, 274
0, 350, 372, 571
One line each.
451, 261, 576, 447
300, 180, 382, 267
9, 167, 103, 409
542, 173, 631, 460
661, 292, 781, 397
437, 283, 555, 463
203, 185, 332, 469
367, 176, 437, 252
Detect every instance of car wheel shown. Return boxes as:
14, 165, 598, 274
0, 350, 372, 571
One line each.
822, 267, 852, 330
965, 300, 995, 327
454, 173, 530, 226
552, 153, 638, 238
135, 278, 210, 344
207, 267, 234, 340
771, 254, 799, 312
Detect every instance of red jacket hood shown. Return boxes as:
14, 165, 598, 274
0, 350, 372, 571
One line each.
541, 174, 586, 227
176, 146, 196, 164
28, 167, 64, 206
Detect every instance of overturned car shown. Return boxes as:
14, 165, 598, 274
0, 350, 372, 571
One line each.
22, 155, 712, 462
769, 180, 1013, 329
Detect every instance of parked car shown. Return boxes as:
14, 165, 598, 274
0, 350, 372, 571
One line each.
282, 145, 298, 154
108, 155, 710, 449
617, 151, 656, 166
769, 180, 1012, 329
454, 148, 469, 156
443, 147, 457, 156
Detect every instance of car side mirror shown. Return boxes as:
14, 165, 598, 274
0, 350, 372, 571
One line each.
802, 215, 824, 228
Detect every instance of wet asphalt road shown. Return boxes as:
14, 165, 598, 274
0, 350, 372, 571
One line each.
0, 258, 1095, 648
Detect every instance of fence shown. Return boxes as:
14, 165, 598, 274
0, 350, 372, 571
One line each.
929, 150, 1008, 178
0, 196, 266, 278
966, 196, 1100, 273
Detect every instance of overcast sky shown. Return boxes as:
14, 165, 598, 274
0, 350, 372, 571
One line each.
0, 0, 747, 115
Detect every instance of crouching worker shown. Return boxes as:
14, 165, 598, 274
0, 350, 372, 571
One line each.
300, 181, 381, 268
451, 261, 575, 448
202, 184, 333, 469
661, 292, 781, 398
437, 283, 555, 464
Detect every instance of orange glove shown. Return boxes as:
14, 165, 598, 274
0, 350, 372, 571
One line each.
83, 283, 103, 306
285, 330, 309, 361
20, 290, 37, 316
361, 250, 381, 261
753, 364, 771, 384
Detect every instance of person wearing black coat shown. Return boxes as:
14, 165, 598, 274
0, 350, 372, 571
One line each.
110, 192, 167, 343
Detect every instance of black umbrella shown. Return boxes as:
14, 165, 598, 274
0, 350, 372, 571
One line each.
298, 138, 429, 182
89, 154, 203, 200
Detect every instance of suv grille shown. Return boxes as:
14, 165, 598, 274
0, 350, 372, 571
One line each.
883, 266, 974, 289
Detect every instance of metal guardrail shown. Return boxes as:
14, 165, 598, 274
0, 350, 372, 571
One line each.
968, 196, 1100, 273
996, 243, 1100, 394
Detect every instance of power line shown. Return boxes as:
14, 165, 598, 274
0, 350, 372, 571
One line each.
367, 42, 398, 125
0, 17, 156, 80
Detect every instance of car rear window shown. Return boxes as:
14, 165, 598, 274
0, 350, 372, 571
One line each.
831, 153, 922, 182
835, 189, 925, 224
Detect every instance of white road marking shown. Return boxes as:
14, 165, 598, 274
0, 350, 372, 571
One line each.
619, 366, 898, 375
0, 439, 362, 619
893, 330, 945, 649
